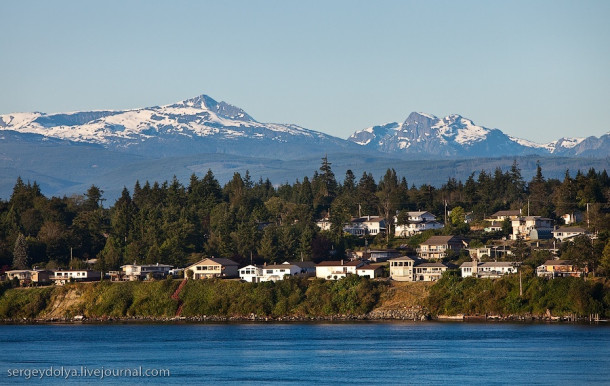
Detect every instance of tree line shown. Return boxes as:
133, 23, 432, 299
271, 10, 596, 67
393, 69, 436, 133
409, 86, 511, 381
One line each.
1, 157, 609, 272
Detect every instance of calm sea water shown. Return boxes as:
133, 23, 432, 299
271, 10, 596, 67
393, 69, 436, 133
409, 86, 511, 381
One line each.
1, 322, 609, 384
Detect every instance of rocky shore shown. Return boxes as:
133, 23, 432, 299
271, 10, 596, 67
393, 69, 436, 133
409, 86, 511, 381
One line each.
3, 309, 606, 324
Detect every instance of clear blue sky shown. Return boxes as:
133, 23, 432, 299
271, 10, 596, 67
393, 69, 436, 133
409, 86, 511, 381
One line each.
1, 0, 609, 143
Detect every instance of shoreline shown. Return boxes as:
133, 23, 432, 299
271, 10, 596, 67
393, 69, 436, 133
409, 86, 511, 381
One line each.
2, 313, 608, 325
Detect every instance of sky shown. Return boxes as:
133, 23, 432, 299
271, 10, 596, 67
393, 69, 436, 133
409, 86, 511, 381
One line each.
1, 0, 609, 143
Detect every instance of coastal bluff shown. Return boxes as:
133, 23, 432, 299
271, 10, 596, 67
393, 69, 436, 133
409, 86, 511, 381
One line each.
1, 275, 609, 323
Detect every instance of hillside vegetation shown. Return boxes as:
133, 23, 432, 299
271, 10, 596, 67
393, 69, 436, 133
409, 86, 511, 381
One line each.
1, 276, 609, 321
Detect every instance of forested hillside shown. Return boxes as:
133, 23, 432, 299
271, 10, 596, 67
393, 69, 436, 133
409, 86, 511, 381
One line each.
1, 157, 609, 274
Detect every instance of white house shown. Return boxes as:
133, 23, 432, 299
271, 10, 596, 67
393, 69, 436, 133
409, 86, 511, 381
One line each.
356, 264, 382, 279
344, 216, 386, 236
460, 261, 519, 278
238, 265, 263, 283
389, 256, 415, 282
239, 262, 310, 283
316, 260, 364, 280
413, 263, 449, 282
315, 217, 332, 231
118, 263, 173, 281
389, 257, 450, 282
552, 227, 587, 241
51, 269, 101, 285
394, 211, 444, 237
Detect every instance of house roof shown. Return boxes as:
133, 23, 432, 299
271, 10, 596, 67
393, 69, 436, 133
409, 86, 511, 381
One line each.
408, 211, 433, 217
262, 264, 297, 270
288, 261, 316, 268
542, 259, 572, 266
389, 256, 415, 262
415, 262, 447, 268
239, 264, 262, 270
121, 263, 173, 269
188, 257, 239, 269
350, 216, 384, 223
491, 210, 521, 217
480, 262, 518, 268
316, 260, 363, 267
553, 227, 587, 233
357, 264, 382, 271
422, 235, 465, 245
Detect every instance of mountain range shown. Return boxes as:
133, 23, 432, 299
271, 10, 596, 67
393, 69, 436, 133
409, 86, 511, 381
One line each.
0, 94, 608, 200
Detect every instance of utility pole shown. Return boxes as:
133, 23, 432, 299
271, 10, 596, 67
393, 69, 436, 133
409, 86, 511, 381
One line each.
586, 203, 590, 228
519, 268, 523, 297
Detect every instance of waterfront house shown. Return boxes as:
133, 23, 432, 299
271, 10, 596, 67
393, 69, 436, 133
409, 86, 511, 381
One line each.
238, 264, 262, 282
389, 257, 450, 282
260, 263, 303, 282
413, 262, 449, 282
394, 211, 444, 237
186, 257, 239, 279
51, 269, 101, 285
239, 261, 314, 283
417, 235, 468, 259
316, 260, 364, 280
552, 227, 587, 242
389, 256, 415, 282
536, 260, 586, 278
356, 264, 383, 279
460, 261, 519, 278
116, 262, 173, 281
6, 268, 53, 286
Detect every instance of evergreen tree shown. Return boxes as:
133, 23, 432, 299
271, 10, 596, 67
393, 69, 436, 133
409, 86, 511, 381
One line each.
12, 233, 28, 269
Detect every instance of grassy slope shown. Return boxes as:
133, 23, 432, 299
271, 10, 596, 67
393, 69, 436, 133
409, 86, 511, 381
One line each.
0, 275, 609, 320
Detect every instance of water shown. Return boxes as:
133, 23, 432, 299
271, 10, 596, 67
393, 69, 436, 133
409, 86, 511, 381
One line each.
1, 322, 609, 384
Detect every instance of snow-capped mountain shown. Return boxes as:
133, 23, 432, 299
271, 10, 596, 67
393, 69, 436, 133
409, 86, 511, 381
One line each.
1, 96, 608, 160
347, 112, 610, 158
0, 94, 362, 159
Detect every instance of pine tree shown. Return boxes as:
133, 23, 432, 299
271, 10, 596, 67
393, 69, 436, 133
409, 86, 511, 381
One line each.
13, 233, 29, 269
